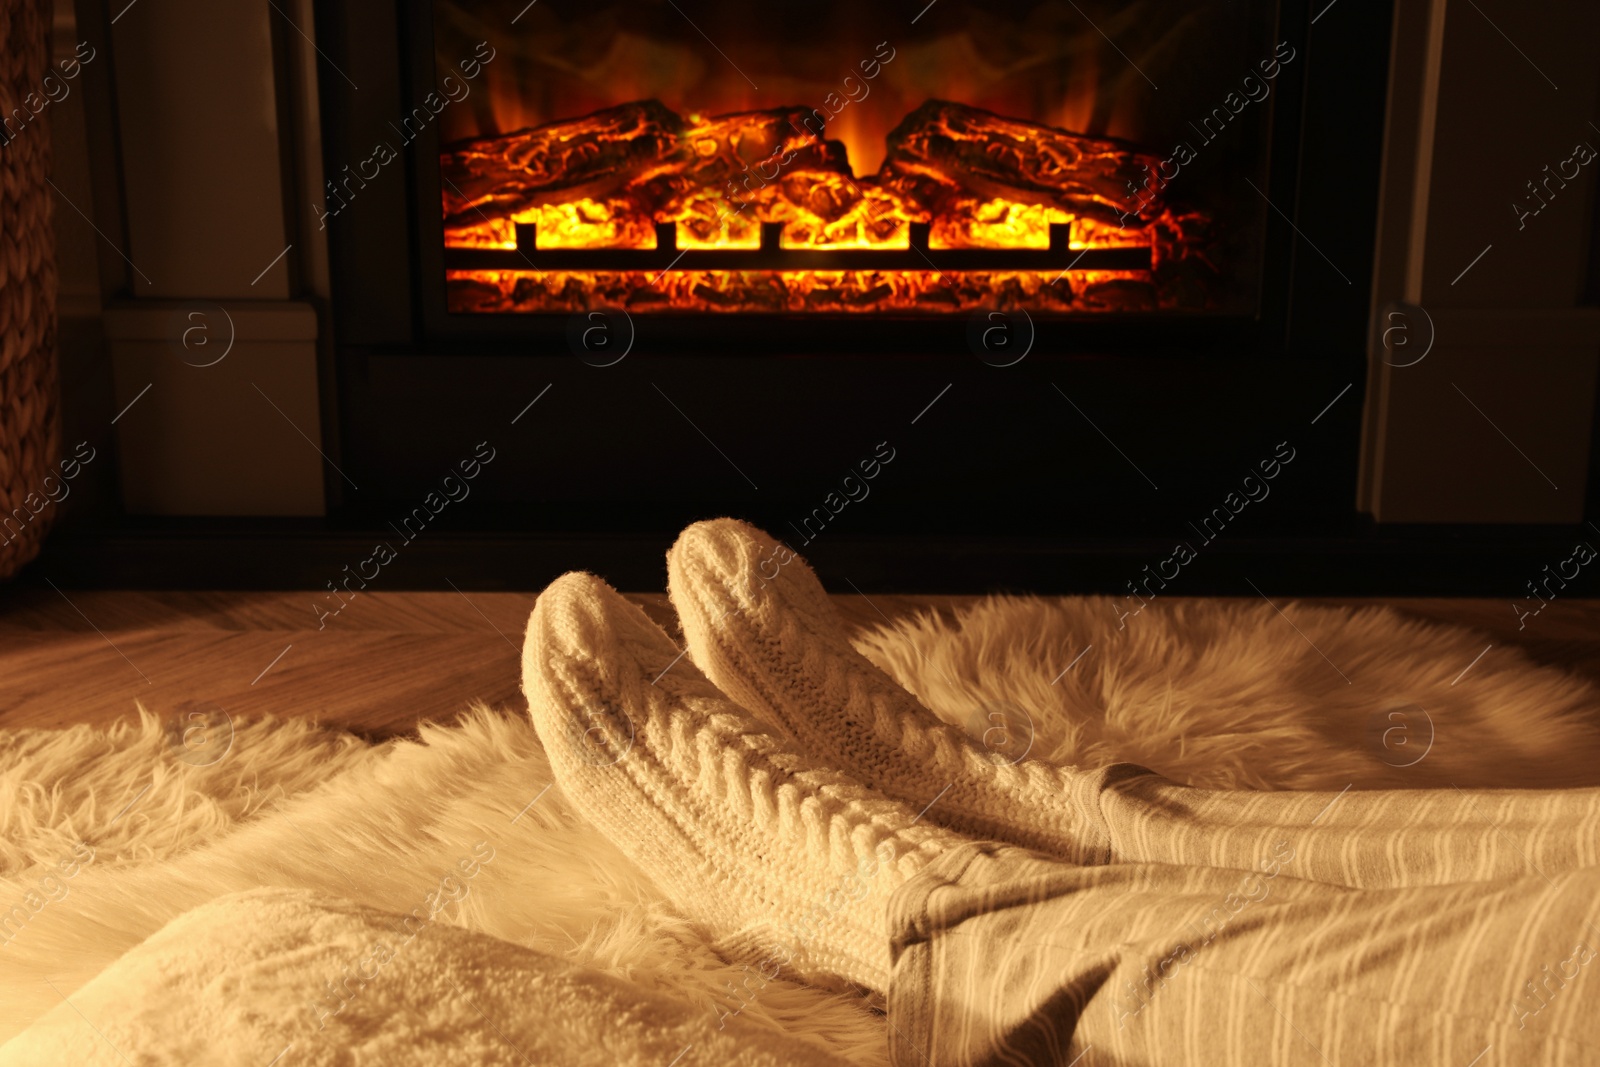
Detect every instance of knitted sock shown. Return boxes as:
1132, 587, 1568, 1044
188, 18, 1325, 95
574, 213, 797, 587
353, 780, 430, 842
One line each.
667, 518, 1118, 864
521, 570, 964, 994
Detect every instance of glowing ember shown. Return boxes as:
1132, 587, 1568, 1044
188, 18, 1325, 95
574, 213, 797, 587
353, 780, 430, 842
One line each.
440, 99, 1217, 313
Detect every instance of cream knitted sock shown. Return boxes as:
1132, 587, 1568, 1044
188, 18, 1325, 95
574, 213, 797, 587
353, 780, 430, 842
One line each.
521, 570, 963, 994
667, 518, 1117, 864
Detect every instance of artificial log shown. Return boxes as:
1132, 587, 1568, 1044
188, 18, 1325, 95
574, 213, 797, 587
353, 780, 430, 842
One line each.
879, 100, 1163, 228
440, 101, 680, 229
439, 100, 853, 231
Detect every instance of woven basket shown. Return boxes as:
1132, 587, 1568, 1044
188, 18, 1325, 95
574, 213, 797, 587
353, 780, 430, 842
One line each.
0, 0, 61, 580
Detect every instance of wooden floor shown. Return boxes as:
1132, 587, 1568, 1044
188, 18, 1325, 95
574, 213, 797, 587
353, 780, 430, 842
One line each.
2, 589, 1599, 737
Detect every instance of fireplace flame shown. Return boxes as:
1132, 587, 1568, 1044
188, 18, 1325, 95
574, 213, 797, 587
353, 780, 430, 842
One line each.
440, 99, 1216, 314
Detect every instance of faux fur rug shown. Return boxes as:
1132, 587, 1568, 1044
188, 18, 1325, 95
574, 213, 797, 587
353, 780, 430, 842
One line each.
3, 595, 1598, 1065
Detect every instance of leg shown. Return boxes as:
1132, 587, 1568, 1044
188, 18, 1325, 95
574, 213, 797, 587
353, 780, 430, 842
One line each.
670, 518, 1600, 888
1097, 771, 1600, 889
888, 842, 1600, 1067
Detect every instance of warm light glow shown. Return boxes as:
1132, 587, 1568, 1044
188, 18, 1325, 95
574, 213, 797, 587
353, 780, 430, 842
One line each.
446, 267, 1158, 314
439, 98, 1216, 314
449, 199, 657, 250
442, 166, 1151, 256
942, 200, 1072, 250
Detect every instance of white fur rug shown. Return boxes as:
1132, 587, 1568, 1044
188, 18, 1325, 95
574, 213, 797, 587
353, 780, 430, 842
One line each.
3, 595, 1598, 1065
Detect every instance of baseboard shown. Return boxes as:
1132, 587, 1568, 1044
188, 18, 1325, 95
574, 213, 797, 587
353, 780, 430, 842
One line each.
18, 518, 1600, 597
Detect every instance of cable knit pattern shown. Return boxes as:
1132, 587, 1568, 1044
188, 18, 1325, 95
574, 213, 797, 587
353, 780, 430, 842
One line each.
521, 571, 961, 994
668, 519, 1119, 864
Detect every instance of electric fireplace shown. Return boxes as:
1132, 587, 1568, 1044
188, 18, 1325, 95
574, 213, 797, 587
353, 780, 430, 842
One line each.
426, 0, 1281, 318
310, 0, 1394, 556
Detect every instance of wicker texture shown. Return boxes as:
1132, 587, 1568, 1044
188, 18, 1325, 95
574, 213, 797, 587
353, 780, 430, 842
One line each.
0, 0, 61, 579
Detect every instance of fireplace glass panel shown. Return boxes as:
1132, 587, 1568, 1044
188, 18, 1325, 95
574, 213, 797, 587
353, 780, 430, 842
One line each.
429, 0, 1286, 315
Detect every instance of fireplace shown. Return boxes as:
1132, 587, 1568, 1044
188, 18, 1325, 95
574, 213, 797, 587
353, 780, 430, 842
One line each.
306, 0, 1395, 557
425, 0, 1281, 319
312, 0, 1393, 357
34, 0, 1600, 592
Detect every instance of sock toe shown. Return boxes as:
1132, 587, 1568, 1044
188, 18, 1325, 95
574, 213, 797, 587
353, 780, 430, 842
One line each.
523, 572, 666, 768
668, 519, 918, 760
669, 518, 836, 626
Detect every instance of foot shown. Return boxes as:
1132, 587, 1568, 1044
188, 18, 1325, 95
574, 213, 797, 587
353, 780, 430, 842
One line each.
667, 518, 1117, 863
521, 571, 963, 993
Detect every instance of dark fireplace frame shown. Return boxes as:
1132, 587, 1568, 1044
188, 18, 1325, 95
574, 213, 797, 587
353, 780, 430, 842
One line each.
317, 0, 1389, 361
295, 0, 1401, 589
